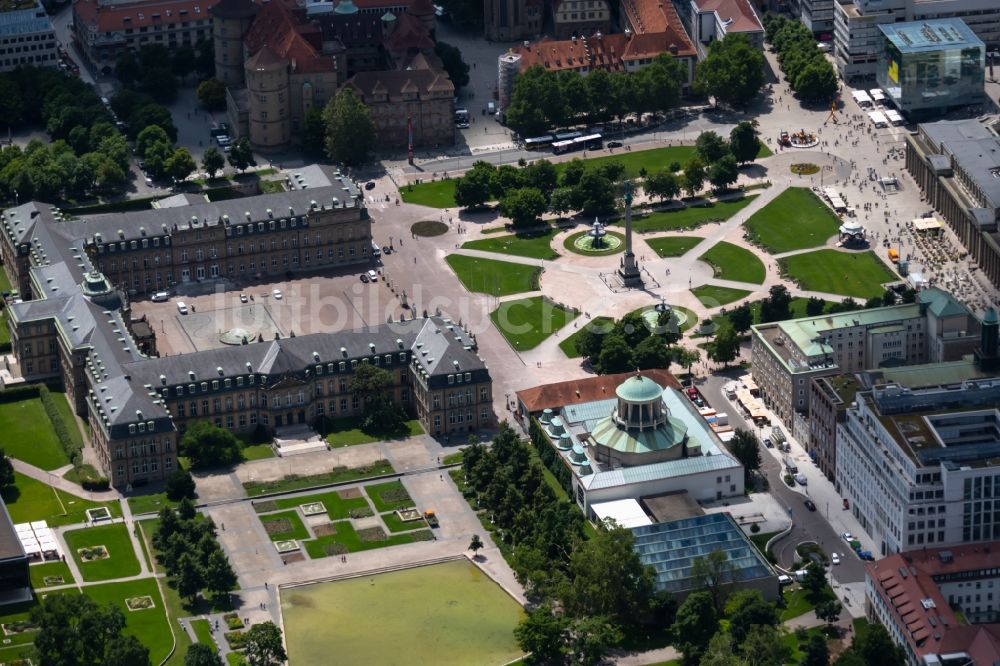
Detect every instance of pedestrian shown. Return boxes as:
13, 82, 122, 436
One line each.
264, 582, 268, 589
221, 523, 225, 531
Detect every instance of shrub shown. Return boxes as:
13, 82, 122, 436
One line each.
750, 523, 761, 533
38, 385, 82, 466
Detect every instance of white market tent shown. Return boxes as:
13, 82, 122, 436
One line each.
868, 111, 889, 127
913, 217, 944, 233
852, 90, 873, 106
885, 109, 904, 125
870, 89, 886, 102
591, 499, 653, 528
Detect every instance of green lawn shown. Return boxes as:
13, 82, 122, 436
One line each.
781, 627, 829, 664
491, 296, 578, 351
399, 179, 457, 208
242, 460, 394, 497
554, 145, 698, 179
0, 396, 70, 470
780, 587, 815, 621
302, 521, 432, 558
63, 523, 141, 582
364, 480, 414, 513
2, 471, 122, 527
227, 653, 248, 666
645, 236, 702, 258
628, 195, 758, 233
29, 560, 75, 588
743, 187, 841, 253
323, 416, 423, 448
136, 519, 164, 574
562, 230, 625, 256
51, 390, 84, 451
241, 443, 275, 460
83, 578, 173, 665
461, 228, 559, 260
127, 492, 178, 516
191, 618, 215, 646
780, 250, 897, 299
441, 450, 464, 465
446, 255, 542, 296
558, 317, 615, 358
271, 489, 370, 520
691, 285, 753, 307
260, 510, 311, 541
698, 241, 766, 284
0, 308, 11, 348
381, 511, 429, 533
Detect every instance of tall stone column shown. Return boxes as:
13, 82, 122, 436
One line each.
618, 180, 642, 286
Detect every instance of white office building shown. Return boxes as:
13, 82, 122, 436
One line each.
836, 377, 1000, 557
0, 0, 58, 73
833, 0, 1000, 80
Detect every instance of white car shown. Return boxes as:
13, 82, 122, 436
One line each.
794, 473, 808, 485
240, 294, 248, 303
151, 291, 169, 302
843, 532, 854, 542
272, 289, 282, 299
367, 270, 378, 282
176, 301, 189, 315
831, 553, 841, 565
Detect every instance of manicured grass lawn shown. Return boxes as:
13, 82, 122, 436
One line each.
127, 492, 178, 516
227, 653, 248, 666
749, 530, 780, 556
462, 228, 559, 260
2, 471, 122, 527
628, 195, 758, 233
698, 241, 766, 284
780, 249, 897, 299
780, 587, 815, 621
562, 230, 625, 256
691, 285, 752, 307
558, 317, 614, 358
364, 480, 414, 513
241, 443, 275, 460
323, 416, 423, 448
260, 510, 310, 541
399, 179, 457, 208
191, 618, 215, 646
491, 296, 578, 351
0, 309, 11, 348
0, 396, 70, 470
743, 187, 841, 253
302, 521, 432, 558
84, 578, 173, 665
446, 255, 542, 296
442, 450, 464, 465
554, 145, 698, 179
64, 523, 141, 582
272, 489, 370, 520
29, 560, 75, 588
243, 460, 394, 497
645, 236, 702, 258
137, 519, 164, 574
380, 511, 428, 533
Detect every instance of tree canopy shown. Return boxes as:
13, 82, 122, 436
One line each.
179, 421, 242, 469
323, 87, 377, 166
435, 42, 470, 89
765, 15, 839, 102
244, 622, 287, 666
31, 594, 151, 666
694, 33, 766, 108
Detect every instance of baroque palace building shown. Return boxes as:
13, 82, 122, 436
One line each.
0, 181, 493, 489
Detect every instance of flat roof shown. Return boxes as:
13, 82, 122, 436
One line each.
0, 498, 25, 562
641, 490, 705, 523
592, 499, 654, 528
878, 18, 983, 54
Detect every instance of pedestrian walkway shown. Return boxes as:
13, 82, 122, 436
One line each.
9, 458, 119, 502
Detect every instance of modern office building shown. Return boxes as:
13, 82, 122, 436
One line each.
0, 0, 58, 72
750, 288, 981, 430
876, 19, 984, 118
867, 547, 1000, 665
516, 371, 744, 515
905, 119, 1000, 290
833, 0, 1000, 80
835, 369, 1000, 556
0, 498, 30, 606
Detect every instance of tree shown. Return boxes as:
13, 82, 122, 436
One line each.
637, 53, 684, 112
845, 623, 905, 666
201, 147, 225, 180
725, 589, 778, 643
301, 107, 326, 158
104, 635, 151, 666
742, 625, 790, 666
644, 168, 680, 202
165, 469, 197, 501
434, 41, 470, 89
795, 61, 839, 102
227, 138, 255, 173
565, 615, 622, 666
203, 547, 238, 598
135, 125, 171, 158
801, 561, 829, 602
180, 421, 242, 469
499, 187, 547, 228
244, 621, 287, 666
613, 310, 652, 348
596, 334, 633, 375
522, 159, 558, 198
708, 154, 740, 191
515, 605, 567, 665
806, 296, 826, 316
727, 429, 762, 489
178, 496, 197, 521
632, 335, 672, 370
760, 285, 793, 323
674, 347, 700, 378
802, 633, 829, 666
171, 46, 197, 79
31, 593, 150, 666
709, 325, 741, 367
728, 302, 754, 333
700, 631, 741, 666
350, 363, 406, 434
696, 131, 730, 165
166, 148, 196, 183
185, 643, 223, 666
681, 157, 706, 197
323, 87, 376, 166
730, 121, 762, 164
468, 534, 484, 556
575, 170, 616, 216
196, 79, 227, 111
0, 448, 14, 494
690, 550, 737, 613
454, 161, 495, 209
815, 598, 843, 626
694, 34, 765, 108
673, 591, 718, 666
176, 552, 204, 603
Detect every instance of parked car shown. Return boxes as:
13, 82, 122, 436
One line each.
777, 574, 793, 586
794, 473, 808, 485
240, 294, 248, 303
367, 270, 378, 282
272, 288, 283, 299
804, 499, 816, 511
382, 246, 391, 255
360, 273, 370, 283
176, 301, 189, 314
607, 141, 623, 148
831, 552, 841, 565
843, 532, 854, 542
365, 181, 376, 190
151, 291, 169, 302
764, 438, 774, 448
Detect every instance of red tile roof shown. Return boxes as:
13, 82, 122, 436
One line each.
384, 11, 434, 52
243, 0, 336, 74
694, 0, 762, 34
346, 68, 454, 101
74, 0, 219, 34
895, 541, 1000, 578
516, 369, 681, 414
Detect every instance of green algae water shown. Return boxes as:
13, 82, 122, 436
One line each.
280, 559, 525, 665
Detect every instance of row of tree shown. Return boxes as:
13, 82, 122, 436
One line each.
693, 34, 767, 109
573, 310, 687, 374
153, 498, 238, 604
505, 55, 686, 138
764, 15, 839, 102
116, 43, 215, 105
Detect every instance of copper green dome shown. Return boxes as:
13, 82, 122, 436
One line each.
616, 375, 663, 403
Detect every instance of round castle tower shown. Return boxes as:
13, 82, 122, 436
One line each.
209, 0, 259, 87
245, 46, 292, 148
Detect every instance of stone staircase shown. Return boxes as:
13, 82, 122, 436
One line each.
273, 424, 328, 457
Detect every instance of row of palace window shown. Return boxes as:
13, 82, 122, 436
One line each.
116, 456, 171, 479
431, 410, 488, 427
432, 387, 490, 409
115, 439, 172, 459
174, 393, 372, 418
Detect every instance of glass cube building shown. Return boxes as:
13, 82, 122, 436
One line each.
877, 18, 984, 118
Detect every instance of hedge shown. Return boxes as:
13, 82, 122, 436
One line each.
0, 383, 41, 404
62, 196, 161, 215
38, 385, 82, 466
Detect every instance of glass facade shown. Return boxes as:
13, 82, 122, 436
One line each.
877, 19, 985, 117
